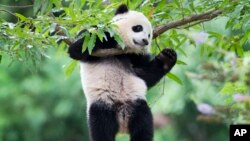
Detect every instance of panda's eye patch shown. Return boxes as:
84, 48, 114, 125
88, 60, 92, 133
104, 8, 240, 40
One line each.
132, 25, 143, 32
148, 34, 151, 38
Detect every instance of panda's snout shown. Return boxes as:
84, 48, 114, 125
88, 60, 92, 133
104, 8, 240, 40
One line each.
142, 39, 149, 45
133, 38, 149, 46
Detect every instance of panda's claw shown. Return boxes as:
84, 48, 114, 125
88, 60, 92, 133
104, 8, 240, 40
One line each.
157, 48, 177, 70
162, 48, 177, 60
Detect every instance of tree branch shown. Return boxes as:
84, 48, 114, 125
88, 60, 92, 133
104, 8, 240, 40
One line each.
61, 9, 223, 57
0, 4, 33, 8
0, 9, 19, 21
54, 24, 73, 45
152, 9, 223, 38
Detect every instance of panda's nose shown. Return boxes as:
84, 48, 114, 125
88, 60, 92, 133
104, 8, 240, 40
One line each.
142, 39, 149, 45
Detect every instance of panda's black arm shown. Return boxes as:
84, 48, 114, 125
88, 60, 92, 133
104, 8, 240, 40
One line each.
68, 32, 118, 61
131, 48, 177, 88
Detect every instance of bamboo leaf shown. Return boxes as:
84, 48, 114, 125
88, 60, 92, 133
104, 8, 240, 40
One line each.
33, 0, 41, 15
49, 23, 57, 34
15, 13, 26, 21
176, 47, 187, 56
63, 60, 78, 77
235, 45, 244, 57
114, 34, 125, 49
176, 60, 187, 65
88, 34, 96, 54
96, 29, 104, 42
166, 72, 183, 85
107, 27, 115, 37
82, 33, 90, 53
200, 45, 205, 57
41, 0, 53, 14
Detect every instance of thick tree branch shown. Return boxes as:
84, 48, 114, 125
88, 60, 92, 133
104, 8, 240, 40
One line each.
60, 9, 223, 57
152, 9, 223, 38
0, 4, 33, 8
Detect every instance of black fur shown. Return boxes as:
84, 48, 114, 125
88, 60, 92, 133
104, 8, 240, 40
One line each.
115, 4, 129, 15
68, 38, 86, 60
128, 99, 153, 141
129, 48, 177, 87
68, 32, 118, 61
88, 100, 153, 141
89, 101, 119, 141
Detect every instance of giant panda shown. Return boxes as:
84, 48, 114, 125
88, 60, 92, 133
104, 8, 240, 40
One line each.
68, 4, 177, 141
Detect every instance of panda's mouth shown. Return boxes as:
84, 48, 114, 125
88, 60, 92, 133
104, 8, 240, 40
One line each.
133, 39, 146, 47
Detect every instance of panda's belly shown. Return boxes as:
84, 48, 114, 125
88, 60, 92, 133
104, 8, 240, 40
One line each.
80, 58, 147, 106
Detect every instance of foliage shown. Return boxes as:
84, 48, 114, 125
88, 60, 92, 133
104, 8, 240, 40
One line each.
0, 0, 249, 66
0, 50, 89, 141
0, 0, 250, 141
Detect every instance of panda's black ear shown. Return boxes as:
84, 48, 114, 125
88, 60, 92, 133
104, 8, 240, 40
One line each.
115, 4, 128, 15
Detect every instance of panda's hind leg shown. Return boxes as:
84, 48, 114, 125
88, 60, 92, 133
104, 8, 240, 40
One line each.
88, 101, 119, 141
128, 99, 153, 141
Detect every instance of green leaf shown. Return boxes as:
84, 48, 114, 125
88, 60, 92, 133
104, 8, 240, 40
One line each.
235, 45, 244, 57
219, 82, 234, 95
96, 29, 104, 42
15, 13, 26, 21
51, 0, 62, 7
82, 33, 90, 53
41, 0, 53, 14
176, 47, 187, 56
0, 55, 2, 63
107, 27, 115, 37
114, 34, 125, 49
81, 0, 86, 6
74, 0, 82, 8
33, 0, 41, 15
67, 6, 76, 19
240, 34, 249, 47
200, 45, 205, 57
49, 23, 57, 34
155, 0, 166, 11
166, 73, 183, 85
63, 60, 78, 77
173, 0, 181, 8
88, 34, 97, 54
176, 60, 187, 65
176, 38, 187, 49
219, 82, 247, 95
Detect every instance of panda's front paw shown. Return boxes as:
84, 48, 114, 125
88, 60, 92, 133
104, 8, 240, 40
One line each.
157, 48, 177, 70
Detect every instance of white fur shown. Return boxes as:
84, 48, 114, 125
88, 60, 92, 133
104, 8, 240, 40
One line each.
80, 58, 147, 109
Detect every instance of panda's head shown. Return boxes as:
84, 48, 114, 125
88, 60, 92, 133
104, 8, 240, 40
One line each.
112, 4, 152, 53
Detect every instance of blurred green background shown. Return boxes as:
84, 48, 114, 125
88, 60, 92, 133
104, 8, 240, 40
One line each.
1, 0, 250, 141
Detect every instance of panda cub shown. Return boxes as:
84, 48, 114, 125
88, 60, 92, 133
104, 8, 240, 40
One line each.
68, 4, 177, 141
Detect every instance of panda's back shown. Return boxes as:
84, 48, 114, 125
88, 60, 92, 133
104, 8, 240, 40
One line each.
80, 57, 147, 106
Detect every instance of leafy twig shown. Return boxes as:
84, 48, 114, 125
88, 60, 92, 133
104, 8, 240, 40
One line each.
53, 24, 73, 45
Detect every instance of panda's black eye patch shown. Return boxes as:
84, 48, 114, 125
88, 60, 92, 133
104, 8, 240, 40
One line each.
132, 25, 143, 32
148, 34, 151, 38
